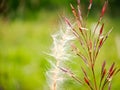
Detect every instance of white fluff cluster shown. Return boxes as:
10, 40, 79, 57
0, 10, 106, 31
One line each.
51, 25, 75, 61
47, 23, 76, 90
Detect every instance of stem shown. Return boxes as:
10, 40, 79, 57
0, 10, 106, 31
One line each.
93, 38, 99, 64
72, 75, 83, 84
101, 79, 108, 90
88, 83, 94, 90
99, 77, 102, 90
89, 85, 94, 90
92, 66, 98, 90
52, 80, 57, 90
84, 8, 90, 27
82, 28, 93, 67
93, 17, 101, 38
52, 61, 59, 90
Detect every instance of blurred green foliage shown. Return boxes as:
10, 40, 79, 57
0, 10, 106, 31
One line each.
0, 0, 120, 90
0, 0, 120, 19
0, 11, 120, 90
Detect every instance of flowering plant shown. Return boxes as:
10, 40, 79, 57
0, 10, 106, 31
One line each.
48, 0, 120, 90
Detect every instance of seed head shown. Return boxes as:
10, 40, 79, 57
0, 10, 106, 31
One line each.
100, 0, 108, 17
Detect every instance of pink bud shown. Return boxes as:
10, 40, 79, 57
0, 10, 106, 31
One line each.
102, 69, 106, 79
81, 67, 87, 77
99, 37, 104, 48
64, 17, 72, 27
100, 1, 108, 17
99, 23, 104, 36
84, 77, 90, 85
109, 62, 115, 74
89, 40, 92, 50
90, 0, 92, 4
101, 61, 106, 74
88, 0, 92, 10
77, 0, 80, 5
109, 68, 116, 77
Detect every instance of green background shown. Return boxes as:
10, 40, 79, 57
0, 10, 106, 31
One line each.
0, 0, 120, 90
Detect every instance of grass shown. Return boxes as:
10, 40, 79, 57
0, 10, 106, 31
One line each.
0, 10, 120, 90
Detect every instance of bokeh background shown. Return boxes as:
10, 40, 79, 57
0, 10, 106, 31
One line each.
0, 0, 120, 90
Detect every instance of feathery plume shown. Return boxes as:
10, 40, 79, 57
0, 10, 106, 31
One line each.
48, 22, 76, 90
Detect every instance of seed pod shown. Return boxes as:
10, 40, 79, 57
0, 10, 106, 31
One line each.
102, 69, 106, 80
89, 40, 92, 50
90, 0, 92, 4
100, 0, 108, 17
81, 67, 88, 77
101, 61, 106, 75
84, 77, 90, 85
70, 4, 78, 18
99, 23, 104, 36
99, 37, 104, 48
77, 0, 80, 5
109, 62, 115, 74
64, 17, 72, 27
88, 0, 92, 10
109, 68, 116, 78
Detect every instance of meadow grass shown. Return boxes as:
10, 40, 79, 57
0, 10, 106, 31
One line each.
0, 11, 120, 90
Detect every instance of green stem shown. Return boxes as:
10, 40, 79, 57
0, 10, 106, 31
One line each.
92, 66, 98, 90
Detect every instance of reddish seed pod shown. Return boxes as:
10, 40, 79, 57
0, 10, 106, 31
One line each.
70, 3, 82, 28
64, 17, 71, 27
84, 77, 90, 85
102, 69, 106, 79
99, 37, 104, 48
88, 0, 92, 10
59, 67, 68, 73
90, 0, 92, 4
70, 4, 78, 18
89, 40, 92, 50
101, 61, 106, 74
81, 67, 87, 77
99, 23, 104, 36
77, 0, 80, 5
109, 62, 115, 74
109, 68, 116, 77
100, 0, 108, 17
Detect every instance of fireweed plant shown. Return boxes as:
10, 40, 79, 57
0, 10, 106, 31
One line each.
48, 0, 120, 90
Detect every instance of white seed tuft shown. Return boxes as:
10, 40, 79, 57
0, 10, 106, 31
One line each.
47, 23, 75, 90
